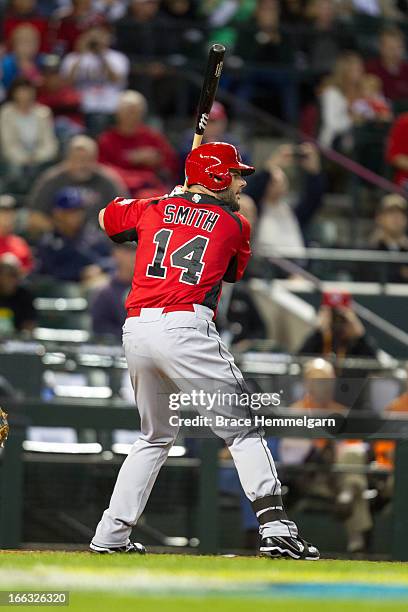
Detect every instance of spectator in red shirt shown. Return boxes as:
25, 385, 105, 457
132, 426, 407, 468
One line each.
98, 90, 179, 197
386, 112, 408, 188
3, 0, 50, 52
52, 0, 102, 54
366, 27, 408, 102
0, 195, 33, 274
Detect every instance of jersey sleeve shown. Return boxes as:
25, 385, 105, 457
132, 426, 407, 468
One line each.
223, 214, 251, 283
103, 197, 152, 243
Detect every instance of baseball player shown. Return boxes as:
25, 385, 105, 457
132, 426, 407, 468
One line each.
90, 142, 319, 560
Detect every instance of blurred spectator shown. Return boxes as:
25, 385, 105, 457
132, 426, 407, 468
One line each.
371, 364, 408, 470
298, 291, 378, 358
280, 0, 307, 24
291, 358, 347, 413
0, 78, 58, 191
350, 74, 393, 123
234, 0, 294, 65
93, 0, 127, 22
386, 112, 408, 188
1, 23, 43, 91
367, 194, 408, 283
160, 0, 205, 62
3, 0, 50, 52
0, 254, 36, 334
0, 195, 33, 274
178, 101, 251, 177
246, 143, 324, 254
287, 358, 372, 553
98, 90, 178, 196
199, 0, 255, 46
52, 0, 102, 54
115, 0, 174, 56
385, 373, 408, 414
161, 0, 199, 20
90, 242, 135, 339
200, 0, 241, 28
238, 191, 258, 229
27, 134, 126, 236
115, 0, 186, 115
232, 0, 297, 122
366, 27, 408, 102
37, 54, 84, 143
61, 23, 129, 135
319, 51, 364, 150
35, 187, 110, 284
303, 0, 356, 74
217, 194, 266, 349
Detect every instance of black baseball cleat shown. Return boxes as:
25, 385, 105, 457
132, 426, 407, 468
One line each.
260, 535, 320, 560
89, 541, 146, 554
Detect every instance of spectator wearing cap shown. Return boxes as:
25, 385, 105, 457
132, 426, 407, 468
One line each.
0, 195, 33, 274
386, 112, 408, 189
367, 194, 408, 283
90, 243, 135, 339
98, 90, 178, 197
0, 77, 58, 192
37, 54, 84, 144
52, 0, 102, 54
27, 134, 126, 237
35, 187, 111, 284
0, 254, 36, 334
178, 102, 251, 179
298, 291, 378, 358
60, 22, 130, 135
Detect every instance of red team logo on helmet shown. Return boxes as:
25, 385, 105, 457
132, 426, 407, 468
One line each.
185, 142, 255, 191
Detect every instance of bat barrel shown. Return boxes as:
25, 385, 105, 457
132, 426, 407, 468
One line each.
194, 44, 226, 137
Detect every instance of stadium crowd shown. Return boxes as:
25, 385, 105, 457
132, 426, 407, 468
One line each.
0, 0, 406, 336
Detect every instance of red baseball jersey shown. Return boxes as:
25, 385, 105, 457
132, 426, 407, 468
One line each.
103, 191, 251, 315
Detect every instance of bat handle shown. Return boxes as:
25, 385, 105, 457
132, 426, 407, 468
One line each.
191, 133, 203, 151
183, 133, 204, 188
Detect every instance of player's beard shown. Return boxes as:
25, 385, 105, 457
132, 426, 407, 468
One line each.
217, 186, 240, 211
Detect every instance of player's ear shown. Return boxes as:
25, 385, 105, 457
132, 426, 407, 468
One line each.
99, 208, 106, 230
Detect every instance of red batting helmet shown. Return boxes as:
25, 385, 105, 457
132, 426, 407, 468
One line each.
185, 142, 255, 192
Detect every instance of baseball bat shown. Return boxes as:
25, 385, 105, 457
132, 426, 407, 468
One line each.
184, 44, 226, 186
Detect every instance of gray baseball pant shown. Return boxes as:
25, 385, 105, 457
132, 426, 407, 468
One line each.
92, 304, 297, 547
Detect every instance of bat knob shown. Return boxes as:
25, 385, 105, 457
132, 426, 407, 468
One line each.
211, 44, 226, 54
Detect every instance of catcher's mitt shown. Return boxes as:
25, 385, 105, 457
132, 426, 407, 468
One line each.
0, 408, 9, 448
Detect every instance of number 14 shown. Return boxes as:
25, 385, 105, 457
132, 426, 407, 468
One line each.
146, 229, 209, 285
